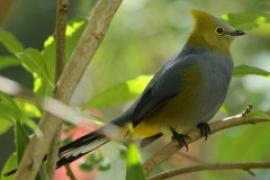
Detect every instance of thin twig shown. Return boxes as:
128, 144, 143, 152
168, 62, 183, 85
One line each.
147, 161, 270, 180
143, 105, 270, 175
65, 165, 76, 180
15, 1, 123, 180
46, 0, 69, 178
55, 0, 69, 79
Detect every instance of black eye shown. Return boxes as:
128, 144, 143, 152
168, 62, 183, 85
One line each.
215, 27, 225, 35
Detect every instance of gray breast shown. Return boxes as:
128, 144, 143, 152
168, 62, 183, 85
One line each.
196, 52, 233, 122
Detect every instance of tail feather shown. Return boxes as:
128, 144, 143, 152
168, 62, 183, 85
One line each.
59, 131, 103, 155
60, 115, 128, 156
57, 136, 110, 168
57, 127, 111, 167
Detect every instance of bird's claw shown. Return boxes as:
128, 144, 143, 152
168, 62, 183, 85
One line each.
170, 128, 190, 151
197, 122, 211, 141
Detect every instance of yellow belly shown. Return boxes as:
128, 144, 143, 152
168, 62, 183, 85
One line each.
133, 92, 199, 138
133, 120, 161, 138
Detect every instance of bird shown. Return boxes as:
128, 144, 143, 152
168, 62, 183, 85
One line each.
55, 9, 245, 167
5, 9, 245, 176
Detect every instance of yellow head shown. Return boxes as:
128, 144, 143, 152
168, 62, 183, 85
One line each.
188, 10, 245, 54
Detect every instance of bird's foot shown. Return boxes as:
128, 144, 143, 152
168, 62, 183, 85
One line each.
197, 122, 211, 141
170, 128, 190, 151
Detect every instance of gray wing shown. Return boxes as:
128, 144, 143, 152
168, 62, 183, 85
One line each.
124, 54, 198, 126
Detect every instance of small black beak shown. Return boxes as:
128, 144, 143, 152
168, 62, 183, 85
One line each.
229, 30, 245, 36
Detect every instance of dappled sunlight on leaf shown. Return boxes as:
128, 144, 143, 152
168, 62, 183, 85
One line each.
66, 20, 86, 37
126, 75, 152, 95
83, 75, 152, 109
14, 98, 41, 118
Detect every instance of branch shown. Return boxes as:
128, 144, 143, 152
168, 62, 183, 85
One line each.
15, 1, 123, 179
147, 161, 270, 180
0, 0, 15, 25
65, 165, 76, 180
143, 105, 270, 175
55, 0, 69, 79
46, 0, 69, 177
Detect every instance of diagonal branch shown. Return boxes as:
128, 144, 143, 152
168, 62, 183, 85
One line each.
15, 0, 123, 179
143, 105, 270, 175
147, 161, 270, 180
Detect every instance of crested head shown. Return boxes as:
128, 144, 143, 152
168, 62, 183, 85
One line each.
187, 10, 245, 54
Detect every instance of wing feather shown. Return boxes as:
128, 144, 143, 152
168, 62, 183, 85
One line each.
128, 54, 199, 126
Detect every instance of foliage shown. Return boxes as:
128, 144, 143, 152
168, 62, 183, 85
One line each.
1, 1, 270, 180
83, 75, 152, 109
233, 65, 270, 78
125, 143, 145, 180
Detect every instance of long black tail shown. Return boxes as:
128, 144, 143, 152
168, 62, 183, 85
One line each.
57, 129, 110, 168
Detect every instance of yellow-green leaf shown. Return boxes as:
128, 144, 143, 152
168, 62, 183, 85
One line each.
0, 28, 24, 54
126, 143, 145, 180
233, 65, 270, 78
83, 75, 152, 109
0, 118, 13, 135
246, 110, 270, 120
0, 56, 19, 69
221, 11, 270, 30
1, 153, 17, 180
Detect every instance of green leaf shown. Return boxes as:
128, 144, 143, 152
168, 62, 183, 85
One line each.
233, 65, 270, 78
38, 18, 86, 97
33, 75, 52, 97
0, 56, 20, 69
16, 48, 54, 96
0, 27, 54, 97
0, 118, 13, 135
126, 143, 145, 180
15, 98, 41, 118
15, 119, 45, 180
0, 28, 24, 54
246, 110, 270, 120
221, 11, 270, 30
65, 18, 87, 59
1, 153, 17, 180
0, 95, 43, 178
42, 18, 86, 76
0, 93, 41, 132
0, 103, 19, 121
0, 93, 22, 119
17, 48, 52, 84
83, 75, 152, 109
15, 120, 30, 162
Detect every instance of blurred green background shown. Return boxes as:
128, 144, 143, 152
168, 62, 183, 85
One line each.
1, 0, 270, 179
